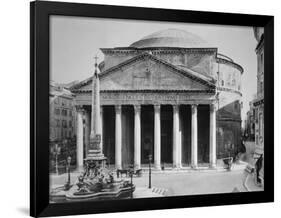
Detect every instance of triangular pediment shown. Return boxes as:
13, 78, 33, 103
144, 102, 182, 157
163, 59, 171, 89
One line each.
73, 53, 215, 92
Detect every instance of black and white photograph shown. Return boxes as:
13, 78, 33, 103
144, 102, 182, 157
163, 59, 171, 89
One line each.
49, 16, 265, 203
1, 0, 279, 217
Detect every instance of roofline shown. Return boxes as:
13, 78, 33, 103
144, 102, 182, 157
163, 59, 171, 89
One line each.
216, 57, 244, 74
72, 89, 216, 94
100, 47, 218, 54
71, 51, 217, 91
99, 52, 216, 88
255, 34, 264, 53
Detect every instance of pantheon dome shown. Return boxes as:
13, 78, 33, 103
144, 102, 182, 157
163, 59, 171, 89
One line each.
130, 28, 212, 48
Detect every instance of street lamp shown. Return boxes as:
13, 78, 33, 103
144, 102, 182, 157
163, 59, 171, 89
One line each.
54, 144, 61, 175
64, 156, 72, 190
148, 154, 152, 189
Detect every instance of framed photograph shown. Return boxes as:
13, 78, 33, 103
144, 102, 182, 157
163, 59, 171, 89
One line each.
30, 1, 274, 217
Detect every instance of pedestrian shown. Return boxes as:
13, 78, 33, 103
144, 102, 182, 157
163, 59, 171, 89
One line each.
255, 154, 263, 184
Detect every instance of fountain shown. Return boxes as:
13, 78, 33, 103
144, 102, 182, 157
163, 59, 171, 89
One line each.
50, 56, 135, 202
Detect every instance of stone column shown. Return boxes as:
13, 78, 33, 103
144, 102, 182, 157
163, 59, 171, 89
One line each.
84, 110, 91, 157
76, 106, 84, 169
154, 104, 161, 170
115, 105, 122, 169
191, 104, 198, 168
100, 106, 103, 153
209, 104, 217, 168
134, 105, 141, 169
173, 105, 180, 168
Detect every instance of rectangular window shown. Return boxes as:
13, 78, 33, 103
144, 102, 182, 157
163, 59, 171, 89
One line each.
61, 109, 67, 116
259, 113, 263, 136
55, 108, 60, 115
56, 119, 60, 127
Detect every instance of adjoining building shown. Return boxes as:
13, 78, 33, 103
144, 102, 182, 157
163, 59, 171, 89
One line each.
252, 27, 264, 185
253, 27, 264, 154
71, 29, 243, 169
244, 100, 255, 141
49, 81, 77, 142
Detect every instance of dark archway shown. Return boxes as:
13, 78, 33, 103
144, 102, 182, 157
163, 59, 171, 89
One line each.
141, 105, 154, 164
180, 105, 191, 166
197, 105, 210, 164
161, 105, 173, 165
103, 106, 115, 166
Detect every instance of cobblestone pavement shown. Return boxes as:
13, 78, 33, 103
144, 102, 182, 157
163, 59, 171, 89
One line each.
51, 168, 253, 197
132, 170, 248, 196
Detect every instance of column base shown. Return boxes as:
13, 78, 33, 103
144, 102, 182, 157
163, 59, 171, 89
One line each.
209, 164, 216, 169
191, 164, 198, 169
116, 165, 122, 170
172, 164, 182, 170
154, 164, 162, 171
76, 165, 84, 172
134, 164, 141, 170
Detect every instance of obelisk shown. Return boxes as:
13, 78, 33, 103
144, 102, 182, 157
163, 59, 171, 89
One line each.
86, 55, 106, 161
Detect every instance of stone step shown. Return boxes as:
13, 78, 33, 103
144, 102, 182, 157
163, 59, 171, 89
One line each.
152, 187, 168, 196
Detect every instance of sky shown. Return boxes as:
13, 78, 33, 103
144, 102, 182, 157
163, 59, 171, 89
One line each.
50, 15, 260, 121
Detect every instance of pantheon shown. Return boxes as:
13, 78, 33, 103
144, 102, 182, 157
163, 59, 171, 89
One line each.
71, 28, 243, 170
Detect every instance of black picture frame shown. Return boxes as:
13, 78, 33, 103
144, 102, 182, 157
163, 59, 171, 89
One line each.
30, 1, 274, 217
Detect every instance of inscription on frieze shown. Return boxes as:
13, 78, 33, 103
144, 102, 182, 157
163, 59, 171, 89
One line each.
101, 92, 213, 102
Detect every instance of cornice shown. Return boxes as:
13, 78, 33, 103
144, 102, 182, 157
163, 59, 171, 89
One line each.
253, 98, 264, 107
217, 87, 242, 96
216, 57, 244, 74
100, 47, 217, 55
73, 89, 216, 94
255, 34, 264, 54
217, 117, 242, 123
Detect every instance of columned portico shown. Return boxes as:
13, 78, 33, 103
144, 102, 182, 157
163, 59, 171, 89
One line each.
76, 107, 84, 168
115, 105, 122, 169
154, 104, 161, 170
134, 105, 141, 169
77, 102, 217, 170
209, 104, 216, 168
191, 104, 198, 168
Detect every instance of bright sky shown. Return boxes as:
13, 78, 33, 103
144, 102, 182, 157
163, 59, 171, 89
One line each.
50, 15, 260, 121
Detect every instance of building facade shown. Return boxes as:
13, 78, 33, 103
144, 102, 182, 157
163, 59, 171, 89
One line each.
244, 100, 255, 141
50, 82, 77, 142
253, 27, 264, 152
71, 29, 243, 169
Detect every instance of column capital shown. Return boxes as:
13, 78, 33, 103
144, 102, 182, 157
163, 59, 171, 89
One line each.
115, 105, 122, 113
134, 104, 141, 113
210, 103, 217, 112
76, 105, 85, 113
172, 104, 179, 112
154, 104, 161, 112
191, 104, 198, 113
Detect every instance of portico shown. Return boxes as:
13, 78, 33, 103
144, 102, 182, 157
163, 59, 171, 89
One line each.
76, 98, 217, 170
